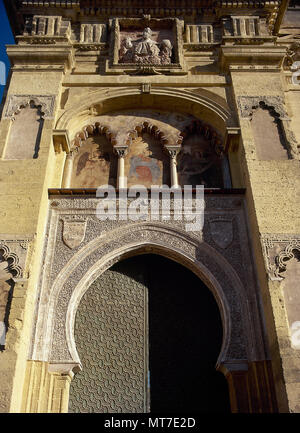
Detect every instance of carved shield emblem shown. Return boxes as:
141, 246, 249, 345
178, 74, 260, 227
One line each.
63, 221, 87, 249
209, 219, 233, 249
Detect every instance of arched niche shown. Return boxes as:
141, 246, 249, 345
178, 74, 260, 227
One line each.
70, 137, 116, 188
126, 121, 171, 187
55, 87, 234, 140
177, 119, 227, 188
251, 102, 290, 160
66, 123, 117, 188
4, 100, 44, 160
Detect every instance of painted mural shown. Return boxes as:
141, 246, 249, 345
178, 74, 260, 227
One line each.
71, 136, 116, 188
125, 133, 170, 188
177, 134, 223, 188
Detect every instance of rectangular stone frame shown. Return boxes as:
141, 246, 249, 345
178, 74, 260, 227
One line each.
105, 17, 186, 75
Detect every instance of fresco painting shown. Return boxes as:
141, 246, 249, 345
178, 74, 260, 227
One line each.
71, 136, 116, 188
177, 134, 223, 188
126, 133, 169, 188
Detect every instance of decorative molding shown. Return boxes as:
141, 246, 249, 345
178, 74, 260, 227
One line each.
4, 95, 56, 120
70, 122, 117, 149
275, 242, 300, 277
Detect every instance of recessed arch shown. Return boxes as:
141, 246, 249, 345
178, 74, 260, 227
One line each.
55, 87, 236, 142
30, 222, 255, 369
66, 241, 232, 370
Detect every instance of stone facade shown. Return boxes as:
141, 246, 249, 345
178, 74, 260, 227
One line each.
0, 0, 299, 413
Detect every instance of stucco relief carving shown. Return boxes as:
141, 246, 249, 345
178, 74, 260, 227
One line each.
0, 239, 30, 346
106, 17, 185, 75
238, 96, 289, 120
262, 235, 300, 350
62, 218, 88, 250
262, 236, 300, 281
119, 27, 173, 65
4, 95, 56, 120
30, 195, 267, 375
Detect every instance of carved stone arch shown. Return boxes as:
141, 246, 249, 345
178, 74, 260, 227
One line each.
0, 243, 23, 278
70, 121, 117, 150
4, 94, 55, 120
127, 120, 171, 147
180, 118, 225, 156
31, 222, 256, 369
275, 242, 300, 279
55, 87, 236, 140
65, 121, 118, 188
4, 96, 48, 160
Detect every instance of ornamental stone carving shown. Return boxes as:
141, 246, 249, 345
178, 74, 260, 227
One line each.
4, 95, 56, 120
30, 194, 267, 372
106, 17, 185, 75
62, 218, 87, 250
238, 96, 289, 120
261, 235, 300, 280
119, 27, 173, 66
0, 239, 31, 279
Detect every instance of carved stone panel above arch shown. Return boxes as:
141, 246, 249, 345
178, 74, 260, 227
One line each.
106, 17, 185, 76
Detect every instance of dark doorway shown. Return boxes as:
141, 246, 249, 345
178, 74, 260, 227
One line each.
124, 253, 230, 413
69, 252, 231, 413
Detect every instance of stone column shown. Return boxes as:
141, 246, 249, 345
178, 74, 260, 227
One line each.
114, 146, 128, 189
62, 152, 74, 188
165, 147, 180, 188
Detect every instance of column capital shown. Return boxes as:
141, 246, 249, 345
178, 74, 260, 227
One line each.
113, 146, 128, 158
165, 146, 181, 159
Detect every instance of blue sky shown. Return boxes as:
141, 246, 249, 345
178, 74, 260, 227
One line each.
0, 0, 14, 103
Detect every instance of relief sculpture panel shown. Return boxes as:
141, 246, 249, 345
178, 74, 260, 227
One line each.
119, 27, 173, 65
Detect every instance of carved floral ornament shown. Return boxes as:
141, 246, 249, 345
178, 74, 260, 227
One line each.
4, 95, 56, 120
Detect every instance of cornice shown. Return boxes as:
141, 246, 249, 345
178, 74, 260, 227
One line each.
5, 1, 288, 37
